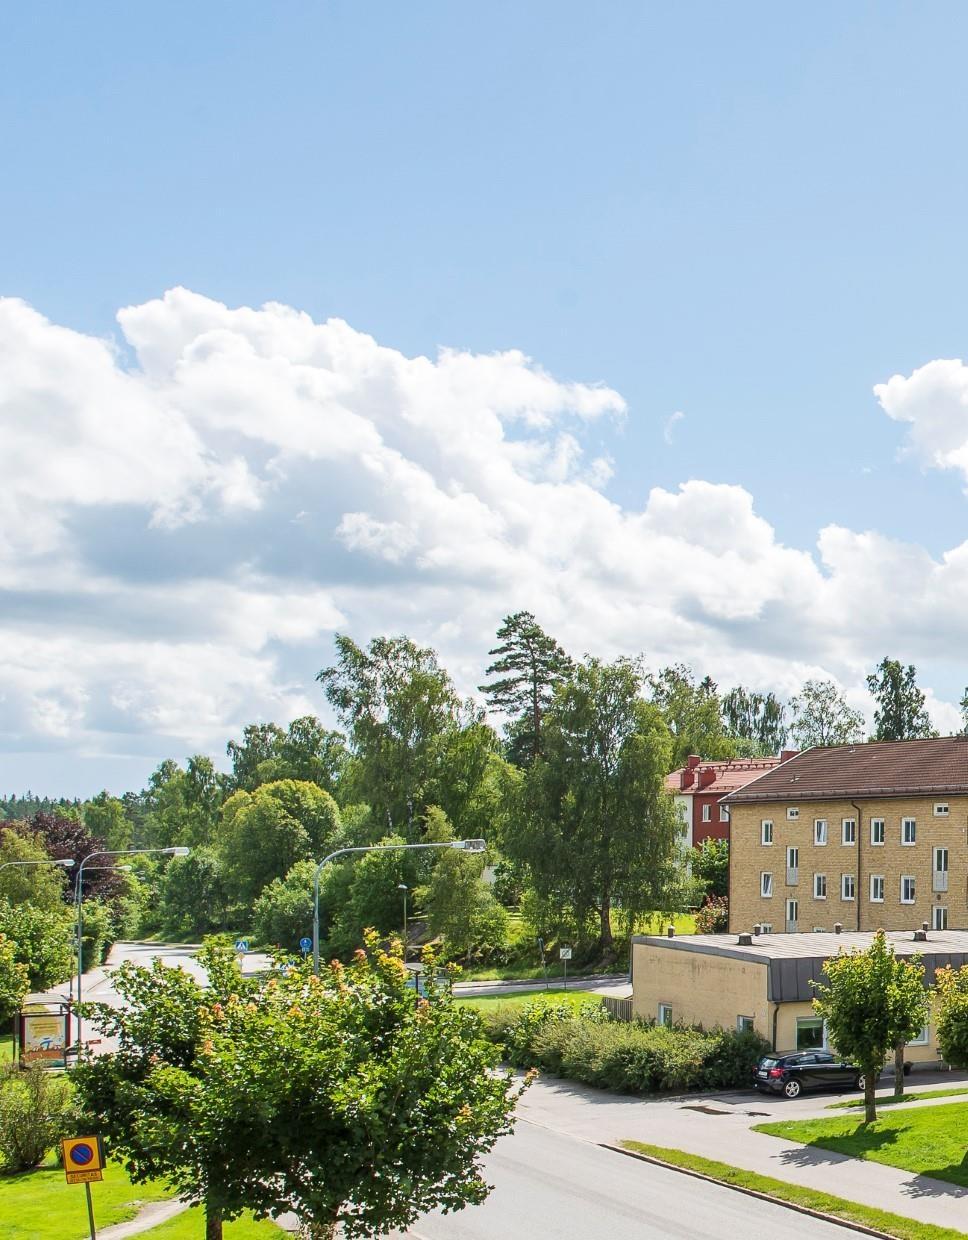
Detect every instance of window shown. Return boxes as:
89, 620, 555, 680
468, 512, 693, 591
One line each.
841, 873, 855, 901
701, 804, 711, 822
785, 898, 798, 930
761, 819, 774, 845
933, 907, 948, 931
796, 1016, 825, 1050
787, 807, 799, 821
760, 923, 773, 933
813, 873, 827, 899
902, 818, 917, 846
842, 818, 856, 846
901, 875, 916, 904
737, 1015, 755, 1034
934, 803, 949, 817
720, 804, 729, 822
870, 874, 885, 903
760, 872, 774, 898
786, 846, 799, 884
910, 1024, 930, 1046
814, 819, 828, 846
870, 818, 885, 846
658, 1003, 673, 1027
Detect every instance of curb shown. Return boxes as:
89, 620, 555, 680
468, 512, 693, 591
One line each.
600, 1143, 897, 1240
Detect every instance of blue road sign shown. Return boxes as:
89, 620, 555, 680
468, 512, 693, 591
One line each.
299, 937, 312, 954
234, 939, 249, 953
72, 1142, 94, 1166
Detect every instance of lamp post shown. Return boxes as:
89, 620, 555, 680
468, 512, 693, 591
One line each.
68, 867, 132, 1005
397, 884, 409, 961
75, 846, 189, 1046
0, 858, 75, 876
312, 839, 486, 975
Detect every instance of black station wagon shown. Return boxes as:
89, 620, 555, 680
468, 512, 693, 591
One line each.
754, 1051, 867, 1099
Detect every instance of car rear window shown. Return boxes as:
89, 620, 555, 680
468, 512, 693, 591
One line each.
758, 1058, 779, 1068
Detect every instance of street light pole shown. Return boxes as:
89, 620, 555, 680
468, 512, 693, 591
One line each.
397, 884, 408, 961
68, 867, 132, 1004
312, 839, 485, 975
0, 858, 75, 876
75, 846, 189, 1047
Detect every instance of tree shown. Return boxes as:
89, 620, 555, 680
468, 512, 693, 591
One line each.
0, 899, 73, 991
866, 658, 936, 742
811, 931, 928, 1122
510, 657, 683, 960
327, 835, 422, 957
226, 717, 349, 794
479, 611, 572, 765
788, 679, 864, 748
77, 938, 524, 1239
252, 860, 320, 952
216, 780, 342, 909
936, 964, 968, 1071
646, 665, 736, 767
690, 838, 729, 900
82, 791, 132, 851
0, 827, 70, 910
318, 635, 496, 837
721, 687, 787, 753
27, 812, 127, 904
158, 849, 229, 938
143, 757, 225, 850
418, 810, 509, 962
0, 934, 29, 1023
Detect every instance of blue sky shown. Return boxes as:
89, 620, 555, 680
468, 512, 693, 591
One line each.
4, 4, 968, 795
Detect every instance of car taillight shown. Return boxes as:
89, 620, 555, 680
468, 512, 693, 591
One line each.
768, 1068, 784, 1078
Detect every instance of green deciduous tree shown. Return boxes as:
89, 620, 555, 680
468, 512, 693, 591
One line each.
0, 827, 70, 910
936, 964, 968, 1071
811, 930, 928, 1122
82, 791, 133, 851
143, 757, 226, 850
0, 934, 29, 1023
509, 657, 683, 960
226, 717, 349, 794
479, 611, 572, 765
159, 848, 229, 938
216, 780, 342, 908
646, 665, 737, 767
418, 810, 509, 962
721, 687, 787, 753
788, 678, 864, 748
0, 899, 73, 991
866, 658, 936, 742
690, 838, 729, 900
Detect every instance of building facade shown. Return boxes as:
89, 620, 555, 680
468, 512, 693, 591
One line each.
724, 739, 968, 935
666, 753, 790, 850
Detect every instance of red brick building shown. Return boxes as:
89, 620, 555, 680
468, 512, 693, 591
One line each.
666, 753, 795, 848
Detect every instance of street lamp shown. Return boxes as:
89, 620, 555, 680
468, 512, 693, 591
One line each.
68, 867, 132, 1004
312, 839, 485, 974
0, 857, 75, 876
75, 846, 189, 1046
397, 884, 409, 961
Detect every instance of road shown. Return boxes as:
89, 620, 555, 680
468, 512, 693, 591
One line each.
391, 1120, 859, 1240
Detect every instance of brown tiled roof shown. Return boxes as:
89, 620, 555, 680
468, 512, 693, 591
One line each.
724, 737, 968, 803
665, 757, 781, 795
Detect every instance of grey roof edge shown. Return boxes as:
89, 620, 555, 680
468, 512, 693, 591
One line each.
724, 783, 968, 803
631, 935, 771, 967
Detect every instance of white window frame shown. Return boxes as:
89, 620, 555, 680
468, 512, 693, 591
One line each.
841, 873, 855, 901
933, 906, 948, 931
719, 804, 729, 822
760, 872, 774, 898
934, 803, 949, 817
910, 1023, 930, 1046
785, 897, 799, 927
760, 923, 773, 933
870, 874, 885, 903
902, 817, 917, 846
901, 875, 916, 904
813, 873, 827, 900
933, 846, 949, 873
841, 818, 856, 846
814, 819, 828, 846
787, 807, 799, 821
737, 1015, 755, 1034
761, 819, 774, 845
870, 818, 885, 846
701, 803, 711, 823
658, 1003, 673, 1027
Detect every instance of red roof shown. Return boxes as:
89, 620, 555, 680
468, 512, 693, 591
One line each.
666, 757, 784, 796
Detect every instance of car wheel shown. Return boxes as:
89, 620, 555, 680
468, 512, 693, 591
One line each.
783, 1079, 801, 1099
855, 1074, 865, 1091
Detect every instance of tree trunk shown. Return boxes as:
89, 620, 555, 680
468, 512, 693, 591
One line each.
206, 1203, 223, 1240
894, 1042, 905, 1099
864, 1067, 877, 1124
599, 899, 615, 964
301, 1213, 339, 1239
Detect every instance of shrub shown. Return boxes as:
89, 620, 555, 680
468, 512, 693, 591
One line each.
0, 1063, 77, 1171
483, 1002, 769, 1094
695, 895, 728, 934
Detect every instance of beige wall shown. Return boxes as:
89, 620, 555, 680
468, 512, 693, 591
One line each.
774, 996, 940, 1063
729, 796, 967, 935
631, 940, 770, 1038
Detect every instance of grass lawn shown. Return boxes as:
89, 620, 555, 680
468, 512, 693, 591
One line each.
456, 988, 601, 1012
827, 1086, 968, 1110
0, 1156, 172, 1240
0, 1034, 12, 1063
620, 1141, 965, 1240
140, 1207, 285, 1237
754, 1101, 968, 1189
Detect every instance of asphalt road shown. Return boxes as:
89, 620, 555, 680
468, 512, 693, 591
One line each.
391, 1120, 861, 1240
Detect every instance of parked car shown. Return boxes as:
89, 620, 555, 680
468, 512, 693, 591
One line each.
753, 1051, 868, 1099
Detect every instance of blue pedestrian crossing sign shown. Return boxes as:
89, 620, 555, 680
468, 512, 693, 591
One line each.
235, 938, 249, 953
299, 937, 312, 954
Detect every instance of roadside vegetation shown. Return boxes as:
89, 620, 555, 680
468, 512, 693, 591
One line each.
827, 1085, 968, 1110
619, 1141, 966, 1240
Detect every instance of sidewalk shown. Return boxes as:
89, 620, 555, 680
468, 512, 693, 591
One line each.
516, 1073, 968, 1232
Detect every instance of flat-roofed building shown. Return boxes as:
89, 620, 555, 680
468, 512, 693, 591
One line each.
722, 738, 968, 935
631, 926, 966, 1062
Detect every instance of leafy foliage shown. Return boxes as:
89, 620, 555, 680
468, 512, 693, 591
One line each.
788, 679, 864, 748
0, 934, 29, 1022
0, 899, 73, 991
690, 838, 729, 900
82, 791, 133, 851
721, 686, 786, 752
0, 827, 70, 910
418, 814, 509, 961
935, 964, 968, 1071
866, 658, 936, 742
694, 895, 729, 933
646, 664, 739, 766
226, 716, 349, 794
158, 848, 229, 938
0, 1063, 77, 1171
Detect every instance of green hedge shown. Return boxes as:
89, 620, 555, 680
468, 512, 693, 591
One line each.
480, 1000, 769, 1094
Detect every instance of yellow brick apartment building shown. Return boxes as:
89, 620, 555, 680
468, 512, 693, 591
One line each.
724, 738, 967, 935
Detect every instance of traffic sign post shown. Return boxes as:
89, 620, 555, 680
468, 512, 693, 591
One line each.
62, 1136, 106, 1239
559, 945, 572, 989
299, 936, 312, 955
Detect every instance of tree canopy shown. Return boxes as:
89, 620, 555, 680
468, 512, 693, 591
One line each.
788, 678, 864, 748
866, 658, 936, 742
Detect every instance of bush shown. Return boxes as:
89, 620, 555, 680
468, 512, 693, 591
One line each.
482, 1001, 769, 1094
0, 900, 73, 991
695, 895, 728, 934
0, 1063, 77, 1171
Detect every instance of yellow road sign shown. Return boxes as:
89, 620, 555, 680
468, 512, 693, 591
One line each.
66, 1168, 103, 1185
62, 1135, 106, 1180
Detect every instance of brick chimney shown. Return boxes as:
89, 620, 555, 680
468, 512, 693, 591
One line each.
686, 755, 701, 769
698, 767, 717, 789
780, 749, 798, 764
680, 768, 695, 790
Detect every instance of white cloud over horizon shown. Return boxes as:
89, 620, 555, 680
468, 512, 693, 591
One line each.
2, 287, 968, 794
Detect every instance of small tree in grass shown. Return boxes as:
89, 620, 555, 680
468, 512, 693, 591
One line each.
935, 963, 968, 1070
76, 936, 524, 1239
811, 930, 928, 1123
